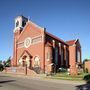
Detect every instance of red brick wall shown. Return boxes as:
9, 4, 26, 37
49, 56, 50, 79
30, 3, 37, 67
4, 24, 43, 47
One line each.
13, 22, 45, 72
5, 67, 37, 76
69, 45, 76, 67
45, 44, 53, 73
12, 17, 82, 75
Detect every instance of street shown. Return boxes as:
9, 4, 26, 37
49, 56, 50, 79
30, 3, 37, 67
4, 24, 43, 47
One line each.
0, 73, 86, 90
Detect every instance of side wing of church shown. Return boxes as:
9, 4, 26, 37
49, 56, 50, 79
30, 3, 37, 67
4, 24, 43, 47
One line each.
11, 16, 82, 75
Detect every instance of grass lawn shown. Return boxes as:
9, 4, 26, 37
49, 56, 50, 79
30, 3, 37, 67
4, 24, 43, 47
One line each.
45, 72, 89, 81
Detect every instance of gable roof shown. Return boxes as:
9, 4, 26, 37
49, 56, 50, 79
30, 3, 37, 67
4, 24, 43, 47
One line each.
17, 20, 44, 42
45, 42, 52, 47
19, 50, 31, 58
66, 39, 81, 48
66, 40, 76, 45
46, 32, 68, 45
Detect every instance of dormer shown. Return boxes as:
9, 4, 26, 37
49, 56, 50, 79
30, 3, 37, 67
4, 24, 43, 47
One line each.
14, 15, 28, 33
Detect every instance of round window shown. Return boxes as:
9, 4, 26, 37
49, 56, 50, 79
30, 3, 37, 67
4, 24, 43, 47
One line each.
24, 37, 31, 48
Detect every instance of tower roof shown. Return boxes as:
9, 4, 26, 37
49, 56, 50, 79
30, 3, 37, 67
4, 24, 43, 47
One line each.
15, 15, 28, 20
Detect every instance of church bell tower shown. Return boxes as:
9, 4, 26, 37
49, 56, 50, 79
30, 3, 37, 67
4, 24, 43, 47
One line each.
14, 15, 28, 33
12, 15, 28, 66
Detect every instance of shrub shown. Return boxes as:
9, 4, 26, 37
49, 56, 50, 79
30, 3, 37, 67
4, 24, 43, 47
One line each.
83, 74, 90, 81
58, 68, 67, 73
0, 64, 4, 71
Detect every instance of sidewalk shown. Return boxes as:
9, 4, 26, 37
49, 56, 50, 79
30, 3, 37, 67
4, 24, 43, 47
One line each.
0, 72, 86, 85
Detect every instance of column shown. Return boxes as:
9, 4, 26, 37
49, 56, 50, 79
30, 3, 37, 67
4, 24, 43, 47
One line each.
52, 40, 55, 48
41, 29, 45, 73
45, 45, 53, 74
13, 37, 17, 66
61, 44, 64, 67
58, 43, 61, 67
64, 45, 66, 68
69, 45, 78, 75
66, 47, 69, 68
52, 40, 55, 64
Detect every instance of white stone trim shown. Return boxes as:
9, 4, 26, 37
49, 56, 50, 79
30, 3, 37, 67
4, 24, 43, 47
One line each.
17, 46, 24, 49
17, 35, 43, 48
17, 41, 24, 44
32, 35, 42, 39
32, 36, 42, 45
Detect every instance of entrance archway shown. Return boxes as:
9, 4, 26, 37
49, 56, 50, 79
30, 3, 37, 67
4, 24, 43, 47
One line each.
18, 50, 31, 68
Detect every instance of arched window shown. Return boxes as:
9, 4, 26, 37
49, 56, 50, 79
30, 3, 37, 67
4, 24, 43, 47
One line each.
16, 21, 19, 27
22, 20, 26, 27
18, 58, 23, 66
26, 56, 30, 67
34, 56, 40, 67
77, 50, 80, 62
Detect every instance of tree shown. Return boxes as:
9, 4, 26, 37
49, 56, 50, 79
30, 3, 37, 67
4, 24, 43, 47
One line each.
83, 59, 90, 65
0, 60, 4, 71
0, 64, 4, 71
0, 57, 11, 71
5, 56, 11, 67
0, 60, 2, 64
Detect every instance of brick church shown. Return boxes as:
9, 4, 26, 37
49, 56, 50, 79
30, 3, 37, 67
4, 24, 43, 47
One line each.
11, 15, 82, 75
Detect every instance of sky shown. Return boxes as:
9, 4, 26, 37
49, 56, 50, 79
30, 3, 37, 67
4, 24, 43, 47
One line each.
0, 0, 90, 61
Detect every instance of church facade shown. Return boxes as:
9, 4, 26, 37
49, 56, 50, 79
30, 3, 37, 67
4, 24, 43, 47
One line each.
11, 16, 82, 75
